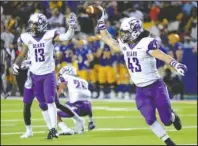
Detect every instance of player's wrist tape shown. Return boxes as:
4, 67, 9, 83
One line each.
169, 60, 178, 68
97, 21, 106, 30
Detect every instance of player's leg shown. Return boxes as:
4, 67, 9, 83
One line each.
68, 100, 95, 131
145, 80, 176, 145
31, 73, 53, 139
43, 72, 59, 138
94, 64, 100, 98
136, 87, 174, 145
155, 80, 182, 130
107, 66, 116, 99
116, 65, 124, 99
57, 102, 85, 134
55, 94, 84, 129
89, 67, 98, 98
33, 83, 51, 131
122, 66, 131, 100
20, 87, 34, 138
39, 102, 52, 132
56, 112, 74, 135
79, 100, 95, 131
98, 66, 106, 99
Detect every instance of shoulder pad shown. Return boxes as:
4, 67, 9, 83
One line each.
20, 33, 31, 45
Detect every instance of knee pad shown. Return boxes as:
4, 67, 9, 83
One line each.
39, 102, 48, 111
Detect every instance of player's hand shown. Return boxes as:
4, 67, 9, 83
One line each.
170, 60, 187, 76
175, 63, 187, 76
12, 64, 19, 75
21, 60, 31, 70
67, 12, 77, 29
96, 6, 106, 30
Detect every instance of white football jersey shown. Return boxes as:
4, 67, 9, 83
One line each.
118, 37, 161, 87
20, 29, 58, 75
58, 74, 91, 103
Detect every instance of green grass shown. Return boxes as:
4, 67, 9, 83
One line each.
1, 99, 197, 145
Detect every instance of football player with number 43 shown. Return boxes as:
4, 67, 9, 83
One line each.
95, 6, 187, 145
12, 12, 78, 139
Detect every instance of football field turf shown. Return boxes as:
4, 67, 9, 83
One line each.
1, 98, 197, 145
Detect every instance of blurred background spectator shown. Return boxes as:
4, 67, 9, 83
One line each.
1, 1, 197, 100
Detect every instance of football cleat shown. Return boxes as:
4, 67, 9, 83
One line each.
88, 121, 96, 131
74, 118, 85, 134
51, 128, 59, 138
46, 129, 53, 140
172, 111, 182, 130
20, 131, 33, 138
58, 128, 74, 136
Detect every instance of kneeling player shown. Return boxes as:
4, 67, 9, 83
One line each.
57, 65, 95, 135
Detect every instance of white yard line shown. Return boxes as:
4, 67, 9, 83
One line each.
1, 125, 197, 135
1, 114, 197, 123
0, 106, 187, 112
1, 124, 15, 126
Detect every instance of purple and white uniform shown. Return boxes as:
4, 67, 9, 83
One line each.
20, 29, 58, 104
57, 74, 92, 117
118, 37, 173, 126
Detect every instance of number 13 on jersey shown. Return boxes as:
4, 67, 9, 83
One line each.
127, 57, 142, 72
35, 48, 45, 62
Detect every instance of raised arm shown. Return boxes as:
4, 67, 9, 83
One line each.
53, 13, 77, 42
96, 6, 120, 53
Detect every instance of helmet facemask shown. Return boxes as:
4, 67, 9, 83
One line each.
28, 14, 48, 36
59, 66, 77, 77
119, 29, 132, 43
119, 18, 144, 43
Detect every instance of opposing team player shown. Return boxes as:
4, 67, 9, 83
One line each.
12, 12, 79, 139
96, 6, 187, 145
56, 65, 95, 134
88, 35, 103, 98
116, 52, 130, 99
75, 39, 93, 81
98, 44, 117, 99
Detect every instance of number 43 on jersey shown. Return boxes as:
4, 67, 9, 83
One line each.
127, 57, 142, 72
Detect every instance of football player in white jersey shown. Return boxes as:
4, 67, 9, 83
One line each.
19, 40, 84, 138
12, 12, 78, 139
56, 65, 95, 135
95, 6, 187, 145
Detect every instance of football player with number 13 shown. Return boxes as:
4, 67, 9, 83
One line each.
12, 12, 78, 139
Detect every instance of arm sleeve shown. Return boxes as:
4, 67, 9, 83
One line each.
58, 28, 74, 41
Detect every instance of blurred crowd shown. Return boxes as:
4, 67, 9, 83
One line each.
0, 1, 197, 100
